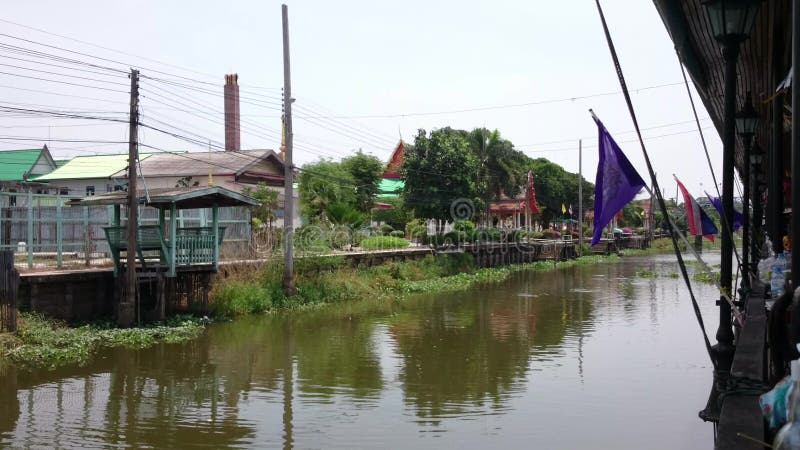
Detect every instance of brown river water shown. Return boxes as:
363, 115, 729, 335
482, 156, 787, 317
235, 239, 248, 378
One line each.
0, 254, 719, 449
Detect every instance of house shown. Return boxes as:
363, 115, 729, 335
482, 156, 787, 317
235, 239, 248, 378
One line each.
36, 153, 150, 196
110, 149, 285, 193
0, 145, 57, 183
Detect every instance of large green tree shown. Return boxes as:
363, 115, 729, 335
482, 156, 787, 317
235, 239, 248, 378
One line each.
298, 159, 356, 224
529, 158, 593, 226
467, 128, 528, 201
402, 128, 480, 232
341, 150, 384, 213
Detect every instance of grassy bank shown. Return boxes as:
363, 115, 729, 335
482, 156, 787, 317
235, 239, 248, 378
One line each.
1, 314, 204, 370
209, 253, 619, 318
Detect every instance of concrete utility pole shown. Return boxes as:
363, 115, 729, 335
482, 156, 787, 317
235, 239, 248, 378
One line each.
282, 4, 296, 296
578, 139, 583, 256
121, 68, 139, 327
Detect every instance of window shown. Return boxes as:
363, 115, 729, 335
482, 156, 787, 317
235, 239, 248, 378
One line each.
86, 186, 95, 196
59, 188, 69, 196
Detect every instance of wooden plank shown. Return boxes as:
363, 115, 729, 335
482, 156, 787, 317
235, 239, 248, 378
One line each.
715, 288, 767, 450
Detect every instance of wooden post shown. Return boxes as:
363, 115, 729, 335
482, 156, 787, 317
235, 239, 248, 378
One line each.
0, 250, 18, 332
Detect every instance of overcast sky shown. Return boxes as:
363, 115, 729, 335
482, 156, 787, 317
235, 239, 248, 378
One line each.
0, 0, 725, 198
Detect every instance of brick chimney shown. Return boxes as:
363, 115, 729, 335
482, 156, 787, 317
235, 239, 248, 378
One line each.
224, 73, 241, 152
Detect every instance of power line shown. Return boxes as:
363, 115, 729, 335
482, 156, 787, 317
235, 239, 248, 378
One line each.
516, 117, 712, 148
0, 19, 280, 91
0, 69, 129, 93
292, 81, 685, 119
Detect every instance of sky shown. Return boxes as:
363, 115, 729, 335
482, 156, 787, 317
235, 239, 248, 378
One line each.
0, 0, 725, 198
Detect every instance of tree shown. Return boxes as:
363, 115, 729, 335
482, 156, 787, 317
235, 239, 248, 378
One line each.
371, 196, 414, 231
402, 128, 479, 233
341, 150, 384, 213
175, 176, 199, 187
529, 158, 593, 225
619, 202, 644, 228
298, 159, 356, 224
467, 128, 528, 202
242, 182, 279, 229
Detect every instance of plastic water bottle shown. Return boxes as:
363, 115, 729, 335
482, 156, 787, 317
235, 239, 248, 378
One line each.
772, 266, 786, 299
777, 252, 788, 272
775, 359, 800, 449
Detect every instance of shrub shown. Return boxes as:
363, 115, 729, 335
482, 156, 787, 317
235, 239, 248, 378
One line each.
295, 225, 329, 251
542, 229, 561, 239
390, 230, 406, 238
360, 235, 410, 250
423, 234, 449, 247
351, 228, 370, 246
453, 220, 475, 235
444, 230, 468, 245
379, 224, 395, 236
405, 218, 427, 239
210, 279, 272, 317
529, 230, 544, 239
507, 229, 526, 242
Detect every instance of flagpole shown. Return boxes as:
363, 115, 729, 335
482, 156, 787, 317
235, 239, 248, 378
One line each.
578, 139, 583, 256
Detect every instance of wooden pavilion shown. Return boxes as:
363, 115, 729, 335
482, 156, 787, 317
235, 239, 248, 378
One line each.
76, 186, 258, 321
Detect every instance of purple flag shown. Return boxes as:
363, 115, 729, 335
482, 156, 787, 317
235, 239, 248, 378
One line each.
706, 195, 743, 232
591, 116, 646, 245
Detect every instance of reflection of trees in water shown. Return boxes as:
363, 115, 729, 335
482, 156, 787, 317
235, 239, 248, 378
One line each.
207, 312, 384, 399
389, 267, 596, 418
2, 339, 255, 448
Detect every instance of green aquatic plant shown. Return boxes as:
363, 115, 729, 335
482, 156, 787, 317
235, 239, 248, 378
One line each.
3, 313, 204, 370
693, 271, 720, 285
635, 270, 659, 278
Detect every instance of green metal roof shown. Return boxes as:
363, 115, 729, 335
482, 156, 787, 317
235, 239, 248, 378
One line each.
0, 149, 43, 181
75, 185, 259, 209
377, 178, 404, 198
37, 153, 151, 181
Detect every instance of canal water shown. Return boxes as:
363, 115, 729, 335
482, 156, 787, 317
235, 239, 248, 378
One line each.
0, 254, 719, 449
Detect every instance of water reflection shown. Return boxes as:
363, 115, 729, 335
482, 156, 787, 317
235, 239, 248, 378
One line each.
0, 255, 717, 449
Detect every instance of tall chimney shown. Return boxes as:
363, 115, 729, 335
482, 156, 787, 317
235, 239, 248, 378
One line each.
224, 73, 241, 152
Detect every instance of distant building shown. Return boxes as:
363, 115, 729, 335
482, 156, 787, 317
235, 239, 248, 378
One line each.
109, 150, 285, 193
0, 145, 57, 183
36, 153, 147, 196
378, 141, 405, 198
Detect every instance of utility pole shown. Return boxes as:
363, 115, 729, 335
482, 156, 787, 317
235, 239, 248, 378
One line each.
282, 4, 296, 296
578, 139, 583, 256
121, 68, 139, 327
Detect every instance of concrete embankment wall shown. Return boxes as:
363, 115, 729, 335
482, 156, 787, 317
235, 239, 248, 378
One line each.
18, 241, 576, 322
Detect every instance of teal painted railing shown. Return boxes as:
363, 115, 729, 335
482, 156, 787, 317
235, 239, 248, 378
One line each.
0, 191, 248, 270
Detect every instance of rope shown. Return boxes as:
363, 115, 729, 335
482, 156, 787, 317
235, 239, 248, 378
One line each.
716, 371, 771, 404
593, 0, 719, 367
